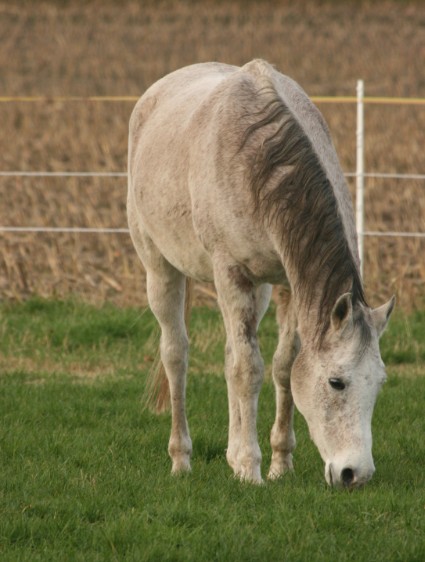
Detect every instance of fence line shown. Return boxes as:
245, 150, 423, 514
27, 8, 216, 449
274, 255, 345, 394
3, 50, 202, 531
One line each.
0, 171, 127, 178
1, 87, 424, 244
345, 172, 425, 181
2, 171, 425, 181
363, 231, 425, 238
313, 96, 425, 106
1, 226, 425, 238
0, 96, 140, 103
0, 227, 129, 234
2, 95, 425, 105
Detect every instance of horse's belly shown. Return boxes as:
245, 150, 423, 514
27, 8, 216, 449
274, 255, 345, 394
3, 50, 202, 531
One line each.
134, 199, 215, 282
157, 235, 214, 283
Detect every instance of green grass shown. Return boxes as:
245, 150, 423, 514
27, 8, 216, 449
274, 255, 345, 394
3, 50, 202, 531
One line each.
0, 299, 424, 561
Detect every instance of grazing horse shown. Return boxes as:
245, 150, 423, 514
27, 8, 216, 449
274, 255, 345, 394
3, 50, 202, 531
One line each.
127, 60, 394, 487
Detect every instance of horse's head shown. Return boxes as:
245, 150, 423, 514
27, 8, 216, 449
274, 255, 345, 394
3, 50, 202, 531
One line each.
291, 293, 395, 488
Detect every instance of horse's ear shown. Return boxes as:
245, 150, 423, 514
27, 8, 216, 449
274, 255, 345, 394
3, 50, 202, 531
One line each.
331, 292, 353, 332
371, 296, 395, 338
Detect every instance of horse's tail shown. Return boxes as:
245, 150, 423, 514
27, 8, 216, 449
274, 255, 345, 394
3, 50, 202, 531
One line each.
143, 277, 194, 414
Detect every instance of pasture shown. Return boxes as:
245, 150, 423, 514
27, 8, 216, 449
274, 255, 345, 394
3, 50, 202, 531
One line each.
1, 299, 424, 561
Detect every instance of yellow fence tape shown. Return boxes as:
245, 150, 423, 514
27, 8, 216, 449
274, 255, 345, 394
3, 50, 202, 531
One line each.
0, 95, 425, 105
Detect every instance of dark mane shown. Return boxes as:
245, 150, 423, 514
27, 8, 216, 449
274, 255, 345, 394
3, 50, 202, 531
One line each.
241, 90, 369, 345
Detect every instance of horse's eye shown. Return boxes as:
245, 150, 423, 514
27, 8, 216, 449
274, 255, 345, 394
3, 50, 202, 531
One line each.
329, 378, 346, 391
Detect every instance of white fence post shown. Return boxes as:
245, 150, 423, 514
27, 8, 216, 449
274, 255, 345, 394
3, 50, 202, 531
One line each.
356, 79, 365, 279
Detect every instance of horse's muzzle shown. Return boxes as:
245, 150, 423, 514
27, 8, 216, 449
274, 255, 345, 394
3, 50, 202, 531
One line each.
325, 461, 375, 489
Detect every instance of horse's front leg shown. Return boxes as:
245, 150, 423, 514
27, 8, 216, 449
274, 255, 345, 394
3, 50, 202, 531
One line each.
215, 261, 266, 484
222, 338, 241, 476
268, 286, 299, 479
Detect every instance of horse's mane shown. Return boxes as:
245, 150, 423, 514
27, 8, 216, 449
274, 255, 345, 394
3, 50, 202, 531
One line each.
241, 87, 369, 346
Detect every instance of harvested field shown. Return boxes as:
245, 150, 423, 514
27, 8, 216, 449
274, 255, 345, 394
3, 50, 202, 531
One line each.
1, 0, 424, 309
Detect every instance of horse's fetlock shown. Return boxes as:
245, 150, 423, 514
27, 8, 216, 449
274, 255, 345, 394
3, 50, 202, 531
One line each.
168, 434, 192, 474
238, 451, 263, 484
268, 452, 294, 480
239, 443, 261, 467
168, 435, 192, 457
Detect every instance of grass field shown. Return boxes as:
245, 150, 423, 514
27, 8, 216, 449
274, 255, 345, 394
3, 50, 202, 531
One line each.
1, 0, 425, 309
1, 298, 424, 561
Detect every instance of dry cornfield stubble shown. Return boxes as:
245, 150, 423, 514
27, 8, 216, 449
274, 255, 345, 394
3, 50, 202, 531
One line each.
1, 0, 424, 309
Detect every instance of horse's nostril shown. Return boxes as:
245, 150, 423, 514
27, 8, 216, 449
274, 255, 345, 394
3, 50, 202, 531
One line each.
341, 467, 355, 487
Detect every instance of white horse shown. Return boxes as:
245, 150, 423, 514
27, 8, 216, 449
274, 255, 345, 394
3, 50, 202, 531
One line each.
127, 60, 394, 487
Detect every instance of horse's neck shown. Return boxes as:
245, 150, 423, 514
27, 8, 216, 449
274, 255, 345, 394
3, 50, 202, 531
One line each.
290, 275, 325, 337
275, 77, 360, 268
281, 249, 356, 344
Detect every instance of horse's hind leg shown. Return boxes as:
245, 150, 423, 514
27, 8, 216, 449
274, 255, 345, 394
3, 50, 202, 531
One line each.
147, 266, 192, 473
142, 249, 192, 474
268, 286, 299, 479
128, 191, 192, 473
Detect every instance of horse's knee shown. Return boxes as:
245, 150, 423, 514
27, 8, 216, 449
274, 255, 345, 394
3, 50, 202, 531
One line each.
232, 346, 264, 394
160, 334, 189, 376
